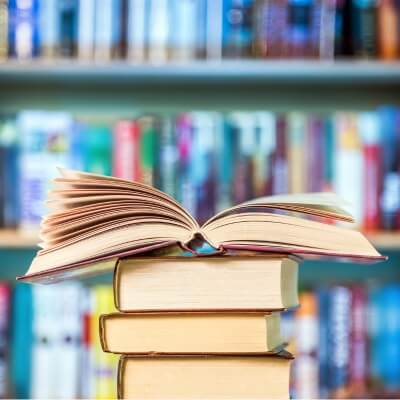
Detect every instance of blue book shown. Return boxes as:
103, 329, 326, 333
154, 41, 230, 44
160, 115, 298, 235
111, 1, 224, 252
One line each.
8, 0, 40, 58
11, 284, 33, 399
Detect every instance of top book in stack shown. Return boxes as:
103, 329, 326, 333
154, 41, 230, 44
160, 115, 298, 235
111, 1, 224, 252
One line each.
20, 168, 384, 282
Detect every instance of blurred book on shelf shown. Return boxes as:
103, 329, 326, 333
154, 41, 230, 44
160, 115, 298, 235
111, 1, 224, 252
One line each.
1, 0, 400, 62
284, 283, 400, 399
0, 282, 398, 398
0, 107, 400, 237
8, 283, 117, 399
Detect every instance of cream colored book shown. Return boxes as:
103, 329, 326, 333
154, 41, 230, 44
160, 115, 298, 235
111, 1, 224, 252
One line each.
114, 256, 298, 312
21, 168, 383, 282
118, 354, 293, 399
100, 312, 283, 354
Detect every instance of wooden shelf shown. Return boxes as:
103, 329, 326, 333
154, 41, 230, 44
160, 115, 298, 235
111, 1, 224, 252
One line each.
0, 229, 398, 250
1, 60, 400, 86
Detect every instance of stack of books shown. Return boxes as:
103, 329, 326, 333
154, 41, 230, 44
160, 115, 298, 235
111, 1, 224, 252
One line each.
20, 168, 384, 399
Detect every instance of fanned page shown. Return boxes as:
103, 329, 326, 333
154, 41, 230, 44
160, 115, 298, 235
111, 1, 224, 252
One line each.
22, 169, 384, 280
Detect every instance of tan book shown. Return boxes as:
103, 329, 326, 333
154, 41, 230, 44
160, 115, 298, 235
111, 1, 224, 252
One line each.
118, 354, 293, 399
114, 256, 298, 312
100, 312, 283, 354
20, 168, 384, 282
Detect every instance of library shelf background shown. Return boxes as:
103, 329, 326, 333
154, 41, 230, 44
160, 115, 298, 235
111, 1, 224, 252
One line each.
1, 0, 400, 397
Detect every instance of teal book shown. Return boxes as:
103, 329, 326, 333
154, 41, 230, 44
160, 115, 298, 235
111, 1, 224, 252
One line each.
83, 124, 112, 176
11, 284, 33, 399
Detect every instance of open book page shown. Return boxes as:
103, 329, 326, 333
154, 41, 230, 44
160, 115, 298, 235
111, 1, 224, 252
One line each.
203, 192, 354, 226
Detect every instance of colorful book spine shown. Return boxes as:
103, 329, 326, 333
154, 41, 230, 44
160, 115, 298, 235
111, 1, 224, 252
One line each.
377, 0, 399, 60
351, 0, 378, 58
349, 285, 368, 397
222, 0, 254, 58
59, 0, 78, 57
127, 0, 148, 62
317, 287, 330, 398
8, 0, 40, 59
147, 0, 169, 63
306, 115, 324, 192
272, 116, 288, 194
113, 120, 141, 182
206, 0, 223, 59
138, 116, 157, 187
359, 112, 381, 231
328, 286, 351, 398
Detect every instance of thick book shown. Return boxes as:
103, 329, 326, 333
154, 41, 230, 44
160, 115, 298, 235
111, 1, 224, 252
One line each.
114, 256, 298, 312
20, 168, 383, 281
118, 353, 293, 399
100, 312, 283, 354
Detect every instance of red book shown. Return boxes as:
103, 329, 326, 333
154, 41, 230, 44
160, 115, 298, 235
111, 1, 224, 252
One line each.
349, 285, 368, 397
113, 120, 141, 182
360, 113, 381, 231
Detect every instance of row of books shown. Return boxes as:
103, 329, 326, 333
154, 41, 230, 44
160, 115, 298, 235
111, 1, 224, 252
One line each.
1, 0, 399, 62
285, 284, 400, 399
3, 282, 117, 399
0, 107, 399, 234
3, 281, 399, 398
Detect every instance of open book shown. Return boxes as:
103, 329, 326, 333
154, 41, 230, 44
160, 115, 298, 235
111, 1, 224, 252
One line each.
21, 168, 384, 281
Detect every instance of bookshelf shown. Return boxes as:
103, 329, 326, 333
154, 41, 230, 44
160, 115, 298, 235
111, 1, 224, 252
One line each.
1, 60, 399, 113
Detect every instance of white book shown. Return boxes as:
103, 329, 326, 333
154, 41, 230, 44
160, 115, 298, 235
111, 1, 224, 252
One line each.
170, 0, 197, 61
334, 113, 364, 226
94, 0, 120, 61
55, 284, 83, 399
147, 0, 169, 63
78, 0, 95, 59
31, 286, 60, 398
127, 0, 148, 62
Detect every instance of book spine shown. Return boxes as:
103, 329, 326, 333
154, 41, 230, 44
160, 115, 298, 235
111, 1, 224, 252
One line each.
39, 0, 58, 58
378, 106, 400, 230
293, 291, 319, 398
317, 0, 336, 59
206, 0, 223, 59
8, 0, 40, 59
113, 120, 140, 181
170, 0, 197, 61
253, 112, 276, 197
222, 0, 255, 58
334, 112, 364, 226
147, 0, 169, 63
0, 118, 19, 228
77, 0, 95, 60
176, 113, 196, 215
328, 286, 351, 398
317, 287, 330, 398
252, 0, 268, 57
58, 0, 78, 58
265, 0, 289, 58
377, 0, 399, 60
287, 0, 313, 58
139, 116, 157, 187
272, 115, 288, 194
287, 112, 306, 194
93, 0, 115, 61
306, 115, 324, 192
349, 285, 368, 397
127, 0, 148, 62
158, 117, 177, 198
360, 112, 381, 231
0, 0, 8, 59
84, 125, 113, 176
352, 0, 378, 58
0, 283, 10, 398
322, 116, 335, 191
